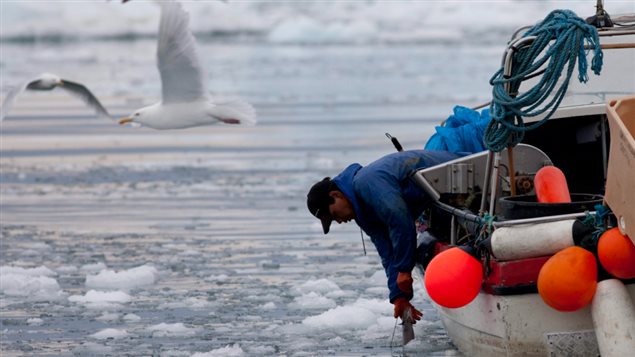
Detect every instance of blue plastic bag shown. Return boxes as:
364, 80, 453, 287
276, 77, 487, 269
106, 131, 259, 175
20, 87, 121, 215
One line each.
424, 106, 490, 154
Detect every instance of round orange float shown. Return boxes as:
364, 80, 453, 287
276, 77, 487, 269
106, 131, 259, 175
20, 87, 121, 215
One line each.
537, 246, 597, 312
534, 166, 571, 203
598, 227, 635, 279
424, 247, 482, 308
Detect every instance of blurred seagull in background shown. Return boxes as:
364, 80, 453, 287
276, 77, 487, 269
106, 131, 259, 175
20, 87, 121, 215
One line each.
118, 0, 255, 130
1, 73, 112, 122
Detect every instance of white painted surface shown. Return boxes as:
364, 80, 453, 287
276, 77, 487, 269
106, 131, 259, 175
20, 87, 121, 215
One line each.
490, 220, 575, 261
592, 279, 635, 357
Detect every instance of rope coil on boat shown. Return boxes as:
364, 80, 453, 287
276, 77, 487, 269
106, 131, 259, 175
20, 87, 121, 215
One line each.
484, 9, 604, 152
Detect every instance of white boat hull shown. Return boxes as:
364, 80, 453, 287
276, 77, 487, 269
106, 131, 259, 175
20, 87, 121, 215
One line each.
434, 283, 635, 356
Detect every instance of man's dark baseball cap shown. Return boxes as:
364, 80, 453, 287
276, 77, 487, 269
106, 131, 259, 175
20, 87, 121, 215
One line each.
307, 177, 335, 234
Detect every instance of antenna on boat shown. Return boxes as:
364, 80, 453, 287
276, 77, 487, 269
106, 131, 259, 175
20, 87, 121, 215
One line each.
385, 133, 404, 152
586, 0, 614, 28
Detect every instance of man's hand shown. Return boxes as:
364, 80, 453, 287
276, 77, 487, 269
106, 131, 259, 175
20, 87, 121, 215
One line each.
393, 297, 423, 323
397, 271, 413, 297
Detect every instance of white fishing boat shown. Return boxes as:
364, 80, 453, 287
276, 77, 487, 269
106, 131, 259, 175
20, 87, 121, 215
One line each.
410, 3, 635, 356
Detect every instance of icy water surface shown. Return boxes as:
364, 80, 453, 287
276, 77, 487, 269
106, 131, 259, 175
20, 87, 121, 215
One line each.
0, 32, 506, 356
0, 103, 464, 357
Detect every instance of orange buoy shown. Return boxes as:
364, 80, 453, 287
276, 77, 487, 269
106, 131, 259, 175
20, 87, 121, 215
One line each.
537, 246, 597, 312
424, 247, 482, 308
534, 166, 571, 203
598, 228, 635, 279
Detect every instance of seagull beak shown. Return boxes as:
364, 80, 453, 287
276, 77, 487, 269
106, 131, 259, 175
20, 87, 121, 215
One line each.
118, 117, 133, 125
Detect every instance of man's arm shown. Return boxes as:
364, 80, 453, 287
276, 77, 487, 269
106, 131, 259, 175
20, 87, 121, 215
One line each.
369, 233, 402, 302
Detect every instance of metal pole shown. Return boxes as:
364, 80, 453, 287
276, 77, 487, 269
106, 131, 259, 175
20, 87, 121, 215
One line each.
430, 199, 598, 229
488, 152, 501, 215
485, 36, 537, 216
479, 151, 493, 215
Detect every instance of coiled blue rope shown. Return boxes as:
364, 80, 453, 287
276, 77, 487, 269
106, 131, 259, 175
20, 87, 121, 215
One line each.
484, 9, 603, 152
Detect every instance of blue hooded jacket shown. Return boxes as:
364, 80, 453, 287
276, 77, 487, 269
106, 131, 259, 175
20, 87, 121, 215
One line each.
332, 150, 463, 302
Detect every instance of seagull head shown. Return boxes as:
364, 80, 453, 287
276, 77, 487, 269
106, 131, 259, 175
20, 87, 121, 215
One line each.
119, 110, 145, 126
119, 104, 160, 128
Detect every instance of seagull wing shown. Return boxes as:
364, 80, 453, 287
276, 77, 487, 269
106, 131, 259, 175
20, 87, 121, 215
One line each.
209, 96, 257, 126
156, 0, 208, 103
0, 80, 31, 121
59, 79, 113, 120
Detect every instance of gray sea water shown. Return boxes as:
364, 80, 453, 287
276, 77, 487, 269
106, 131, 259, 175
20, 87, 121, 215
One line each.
0, 4, 513, 354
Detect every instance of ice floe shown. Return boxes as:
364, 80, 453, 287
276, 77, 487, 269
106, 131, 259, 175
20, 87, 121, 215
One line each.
90, 328, 128, 339
85, 264, 158, 290
0, 265, 65, 301
191, 344, 245, 357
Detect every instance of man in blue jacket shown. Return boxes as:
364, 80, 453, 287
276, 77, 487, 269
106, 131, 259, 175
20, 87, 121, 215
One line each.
306, 150, 462, 323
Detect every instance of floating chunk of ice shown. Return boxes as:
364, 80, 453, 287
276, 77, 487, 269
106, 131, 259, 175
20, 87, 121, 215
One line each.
85, 264, 158, 290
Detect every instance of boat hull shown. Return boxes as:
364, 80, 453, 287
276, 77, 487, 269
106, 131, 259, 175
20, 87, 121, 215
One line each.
433, 283, 635, 356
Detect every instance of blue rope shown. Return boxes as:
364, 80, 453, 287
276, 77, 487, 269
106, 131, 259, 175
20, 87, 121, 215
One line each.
472, 213, 496, 247
480, 213, 496, 237
583, 204, 612, 242
484, 10, 603, 152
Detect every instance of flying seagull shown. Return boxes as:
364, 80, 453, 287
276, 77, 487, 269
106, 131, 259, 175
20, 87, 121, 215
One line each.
1, 73, 112, 121
118, 0, 255, 130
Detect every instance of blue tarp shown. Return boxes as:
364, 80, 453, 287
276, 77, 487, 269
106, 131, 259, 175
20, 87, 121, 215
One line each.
424, 106, 490, 154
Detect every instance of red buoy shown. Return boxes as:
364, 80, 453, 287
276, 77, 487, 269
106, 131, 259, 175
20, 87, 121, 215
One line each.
537, 246, 597, 312
534, 166, 571, 203
598, 228, 635, 279
424, 247, 482, 308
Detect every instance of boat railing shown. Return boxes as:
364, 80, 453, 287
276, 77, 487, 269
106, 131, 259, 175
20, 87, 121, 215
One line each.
467, 13, 635, 112
479, 35, 538, 218
510, 15, 635, 42
412, 168, 600, 245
